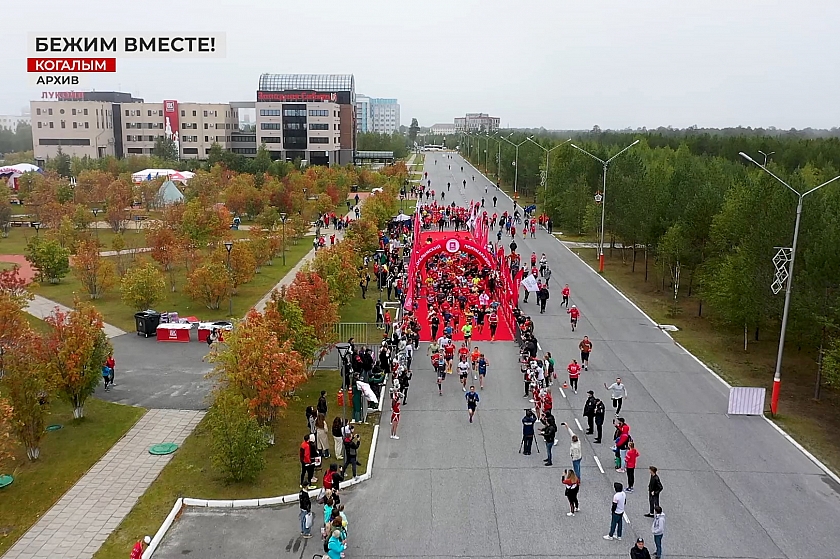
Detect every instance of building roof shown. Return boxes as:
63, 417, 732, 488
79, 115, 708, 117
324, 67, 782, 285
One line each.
258, 74, 354, 93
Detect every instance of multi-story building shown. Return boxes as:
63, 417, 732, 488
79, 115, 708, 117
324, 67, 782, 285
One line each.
30, 92, 239, 162
255, 74, 356, 165
355, 95, 371, 133
356, 95, 400, 134
454, 113, 500, 132
0, 114, 31, 132
431, 123, 456, 135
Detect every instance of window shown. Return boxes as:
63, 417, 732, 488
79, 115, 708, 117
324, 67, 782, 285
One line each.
204, 123, 209, 129
73, 122, 77, 129
310, 123, 329, 130
84, 122, 89, 129
126, 135, 133, 142
71, 108, 76, 115
127, 148, 143, 154
259, 109, 281, 116
192, 110, 196, 116
125, 110, 130, 116
262, 137, 283, 143
48, 108, 53, 115
310, 137, 329, 144
284, 122, 302, 130
205, 136, 209, 142
203, 110, 208, 117
36, 108, 42, 115
226, 123, 231, 129
60, 120, 65, 129
231, 148, 257, 155
148, 110, 153, 116
83, 108, 88, 115
159, 110, 163, 116
49, 122, 54, 128
60, 109, 65, 115
309, 110, 328, 117
283, 109, 306, 117
183, 147, 198, 154
38, 138, 91, 146
216, 136, 225, 142
261, 123, 282, 130
38, 122, 42, 128
181, 110, 185, 117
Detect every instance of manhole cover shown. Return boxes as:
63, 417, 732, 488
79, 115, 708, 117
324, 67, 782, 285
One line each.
46, 424, 63, 431
0, 475, 13, 488
149, 443, 179, 455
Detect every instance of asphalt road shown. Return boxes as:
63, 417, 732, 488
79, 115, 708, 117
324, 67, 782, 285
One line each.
153, 152, 840, 559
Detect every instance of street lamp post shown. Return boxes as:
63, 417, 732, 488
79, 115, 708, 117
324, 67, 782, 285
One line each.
758, 150, 775, 166
91, 208, 100, 240
570, 139, 640, 273
279, 212, 288, 266
739, 151, 840, 415
335, 342, 351, 424
224, 240, 234, 317
32, 222, 41, 236
527, 137, 572, 202
500, 135, 528, 197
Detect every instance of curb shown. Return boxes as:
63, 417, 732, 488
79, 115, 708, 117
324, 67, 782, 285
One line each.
460, 150, 840, 486
143, 423, 381, 558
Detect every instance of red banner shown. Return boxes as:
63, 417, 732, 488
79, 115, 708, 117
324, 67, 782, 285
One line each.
163, 100, 180, 155
256, 91, 337, 103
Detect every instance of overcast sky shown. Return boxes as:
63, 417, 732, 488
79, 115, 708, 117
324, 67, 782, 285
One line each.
4, 0, 839, 130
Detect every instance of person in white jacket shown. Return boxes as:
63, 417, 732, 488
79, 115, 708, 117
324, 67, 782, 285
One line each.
560, 422, 582, 480
651, 506, 665, 558
604, 377, 627, 414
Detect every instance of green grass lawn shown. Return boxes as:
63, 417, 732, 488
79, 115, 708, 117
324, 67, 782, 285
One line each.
0, 227, 149, 256
37, 240, 314, 331
24, 314, 53, 334
339, 288, 382, 324
0, 399, 145, 556
93, 370, 376, 559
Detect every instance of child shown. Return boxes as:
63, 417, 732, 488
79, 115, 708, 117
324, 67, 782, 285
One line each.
625, 441, 639, 492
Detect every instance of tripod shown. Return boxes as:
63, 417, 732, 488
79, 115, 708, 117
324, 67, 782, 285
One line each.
518, 435, 540, 454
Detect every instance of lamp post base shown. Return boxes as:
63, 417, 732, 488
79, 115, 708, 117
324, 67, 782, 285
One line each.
598, 253, 605, 273
770, 378, 781, 416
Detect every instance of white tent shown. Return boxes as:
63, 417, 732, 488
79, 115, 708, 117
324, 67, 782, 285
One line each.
155, 180, 185, 207
0, 163, 43, 191
132, 169, 194, 184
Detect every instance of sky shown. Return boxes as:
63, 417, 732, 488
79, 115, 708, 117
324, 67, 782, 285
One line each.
3, 0, 840, 130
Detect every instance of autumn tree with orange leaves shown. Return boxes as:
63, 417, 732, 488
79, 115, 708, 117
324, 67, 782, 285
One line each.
211, 309, 307, 444
284, 270, 338, 353
146, 222, 183, 291
0, 397, 15, 465
72, 240, 116, 299
1, 330, 50, 460
44, 302, 112, 419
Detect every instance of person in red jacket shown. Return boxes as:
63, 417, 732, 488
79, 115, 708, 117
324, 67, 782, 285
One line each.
567, 359, 581, 394
300, 434, 315, 489
130, 536, 151, 559
567, 305, 580, 331
561, 284, 570, 307
625, 441, 639, 492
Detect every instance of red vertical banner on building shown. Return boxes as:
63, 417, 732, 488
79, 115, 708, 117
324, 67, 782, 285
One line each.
163, 100, 180, 158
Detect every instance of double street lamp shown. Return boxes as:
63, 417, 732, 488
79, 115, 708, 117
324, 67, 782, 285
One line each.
335, 342, 351, 424
570, 139, 640, 273
527, 137, 572, 202
224, 240, 234, 317
739, 151, 840, 416
500, 134, 528, 197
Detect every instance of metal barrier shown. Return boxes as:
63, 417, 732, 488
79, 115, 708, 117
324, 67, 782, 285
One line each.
332, 323, 386, 346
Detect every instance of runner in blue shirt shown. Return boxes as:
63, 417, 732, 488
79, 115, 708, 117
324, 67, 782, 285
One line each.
477, 355, 489, 390
465, 386, 480, 423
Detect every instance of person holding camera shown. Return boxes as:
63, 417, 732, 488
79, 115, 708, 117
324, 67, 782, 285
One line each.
539, 413, 557, 466
521, 409, 537, 455
342, 427, 361, 480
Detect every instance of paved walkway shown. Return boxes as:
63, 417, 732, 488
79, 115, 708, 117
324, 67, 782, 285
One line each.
2, 409, 204, 559
25, 294, 126, 338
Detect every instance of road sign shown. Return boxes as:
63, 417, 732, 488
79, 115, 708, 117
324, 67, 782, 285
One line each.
594, 192, 603, 203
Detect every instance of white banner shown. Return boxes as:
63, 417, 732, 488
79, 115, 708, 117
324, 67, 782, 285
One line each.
29, 33, 227, 58
521, 274, 539, 292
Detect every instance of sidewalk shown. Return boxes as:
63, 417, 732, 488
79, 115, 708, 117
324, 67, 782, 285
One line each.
25, 294, 126, 338
1, 409, 204, 559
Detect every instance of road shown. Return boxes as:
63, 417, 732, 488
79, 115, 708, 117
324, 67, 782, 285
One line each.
153, 152, 840, 559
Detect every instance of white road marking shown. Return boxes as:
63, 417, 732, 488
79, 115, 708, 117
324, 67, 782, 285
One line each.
558, 385, 566, 398
594, 456, 605, 474
574, 418, 583, 431
623, 512, 631, 525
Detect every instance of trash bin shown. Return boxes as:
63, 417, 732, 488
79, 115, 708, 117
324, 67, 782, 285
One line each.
135, 310, 161, 338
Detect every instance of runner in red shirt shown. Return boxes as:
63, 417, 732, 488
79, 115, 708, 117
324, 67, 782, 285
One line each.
444, 341, 455, 372
458, 342, 470, 363
567, 360, 581, 394
562, 284, 570, 307
530, 252, 537, 267
488, 311, 499, 341
130, 536, 150, 559
390, 392, 401, 439
567, 304, 580, 332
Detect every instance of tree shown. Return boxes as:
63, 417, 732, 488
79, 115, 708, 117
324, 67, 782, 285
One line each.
25, 237, 71, 283
55, 147, 72, 178
207, 387, 269, 482
0, 185, 12, 238
309, 242, 360, 307
249, 233, 272, 271
179, 197, 231, 248
265, 292, 319, 368
211, 309, 308, 442
2, 331, 50, 461
185, 261, 231, 310
121, 262, 167, 311
214, 243, 256, 292
72, 240, 116, 299
0, 397, 15, 464
408, 118, 420, 144
345, 216, 380, 254
146, 223, 182, 291
0, 265, 32, 306
285, 270, 338, 351
104, 178, 134, 233
111, 233, 128, 276
44, 303, 111, 419
152, 136, 179, 161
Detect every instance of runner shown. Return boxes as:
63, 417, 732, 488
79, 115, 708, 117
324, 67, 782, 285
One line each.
488, 310, 499, 341
562, 284, 570, 307
579, 335, 593, 370
389, 391, 401, 439
465, 385, 480, 423
568, 304, 580, 332
567, 359, 581, 394
470, 345, 481, 378
539, 254, 548, 276
434, 350, 446, 395
444, 339, 455, 373
477, 353, 488, 389
461, 322, 473, 349
457, 356, 471, 391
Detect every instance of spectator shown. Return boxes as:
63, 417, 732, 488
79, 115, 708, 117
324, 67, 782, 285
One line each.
299, 488, 312, 538
331, 417, 345, 460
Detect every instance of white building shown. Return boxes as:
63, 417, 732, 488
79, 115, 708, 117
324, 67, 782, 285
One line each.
0, 115, 31, 132
355, 95, 371, 133
431, 123, 456, 135
356, 95, 400, 134
454, 113, 500, 132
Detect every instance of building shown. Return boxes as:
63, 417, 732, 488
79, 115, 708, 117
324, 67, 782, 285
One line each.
356, 95, 400, 134
255, 74, 356, 165
454, 113, 500, 132
355, 95, 371, 133
0, 114, 31, 132
30, 92, 239, 161
430, 123, 456, 135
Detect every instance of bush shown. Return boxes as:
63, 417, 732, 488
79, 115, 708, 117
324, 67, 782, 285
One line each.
121, 262, 166, 311
208, 388, 269, 483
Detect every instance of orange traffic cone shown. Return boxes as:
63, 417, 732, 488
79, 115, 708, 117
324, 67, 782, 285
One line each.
562, 380, 569, 389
